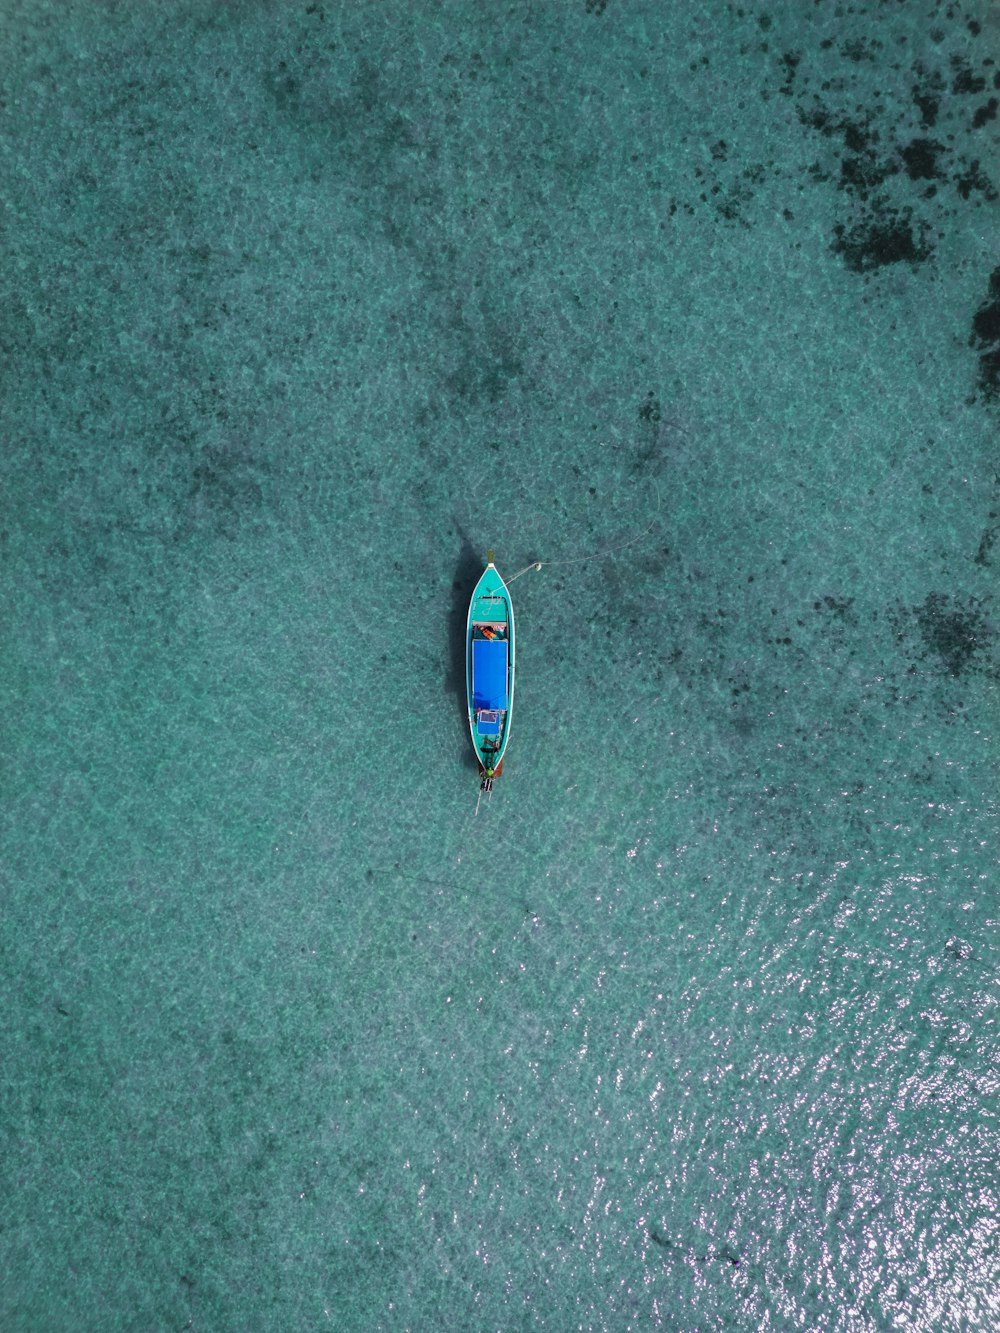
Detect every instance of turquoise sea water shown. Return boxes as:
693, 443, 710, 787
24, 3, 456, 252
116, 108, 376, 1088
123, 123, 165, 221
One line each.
2, 2, 997, 1328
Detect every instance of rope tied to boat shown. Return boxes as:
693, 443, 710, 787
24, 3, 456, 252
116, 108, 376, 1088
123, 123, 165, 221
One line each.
507, 561, 543, 583
505, 481, 663, 583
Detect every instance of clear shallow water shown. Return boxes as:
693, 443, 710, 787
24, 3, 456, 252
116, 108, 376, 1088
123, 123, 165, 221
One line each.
1, 1, 997, 1328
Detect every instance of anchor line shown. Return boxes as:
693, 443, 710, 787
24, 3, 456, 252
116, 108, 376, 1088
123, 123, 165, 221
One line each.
505, 480, 663, 583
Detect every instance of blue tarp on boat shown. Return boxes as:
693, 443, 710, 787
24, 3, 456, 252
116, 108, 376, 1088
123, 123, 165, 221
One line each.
473, 640, 508, 711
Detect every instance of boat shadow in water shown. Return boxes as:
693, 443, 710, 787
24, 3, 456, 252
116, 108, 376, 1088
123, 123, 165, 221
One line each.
447, 525, 486, 771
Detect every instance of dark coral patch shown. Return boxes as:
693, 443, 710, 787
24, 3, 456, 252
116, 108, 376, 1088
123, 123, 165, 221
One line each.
912, 89, 940, 128
913, 593, 994, 677
910, 63, 946, 128
972, 270, 1000, 345
842, 121, 872, 156
779, 51, 801, 96
972, 97, 998, 130
788, 32, 1000, 282
798, 103, 836, 137
969, 267, 1000, 402
841, 39, 880, 64
951, 58, 987, 96
831, 209, 932, 273
900, 138, 945, 182
814, 595, 854, 618
955, 159, 998, 202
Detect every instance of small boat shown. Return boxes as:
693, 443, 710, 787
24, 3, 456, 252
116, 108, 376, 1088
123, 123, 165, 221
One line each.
467, 550, 515, 809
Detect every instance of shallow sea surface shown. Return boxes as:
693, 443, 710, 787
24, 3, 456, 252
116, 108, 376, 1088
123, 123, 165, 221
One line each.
1, 2, 998, 1329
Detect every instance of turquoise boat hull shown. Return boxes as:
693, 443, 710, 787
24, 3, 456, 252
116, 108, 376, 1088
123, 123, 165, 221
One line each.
466, 553, 515, 783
